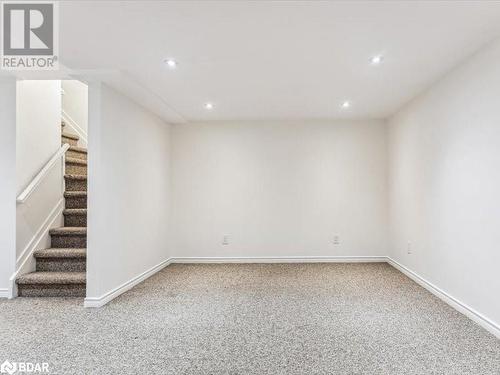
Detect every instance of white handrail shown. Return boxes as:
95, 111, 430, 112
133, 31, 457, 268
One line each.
16, 143, 70, 204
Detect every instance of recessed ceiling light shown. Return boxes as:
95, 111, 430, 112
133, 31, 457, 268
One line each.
370, 55, 383, 65
164, 59, 177, 69
205, 102, 214, 110
341, 101, 351, 109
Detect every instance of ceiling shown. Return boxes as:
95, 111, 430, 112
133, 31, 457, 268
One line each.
59, 1, 500, 124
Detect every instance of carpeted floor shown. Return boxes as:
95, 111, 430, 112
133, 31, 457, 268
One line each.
0, 263, 499, 374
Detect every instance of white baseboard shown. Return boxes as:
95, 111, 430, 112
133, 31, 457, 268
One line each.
0, 289, 9, 298
387, 257, 500, 339
84, 258, 172, 308
171, 256, 387, 264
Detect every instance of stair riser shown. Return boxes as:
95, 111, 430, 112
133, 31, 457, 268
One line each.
36, 258, 86, 272
65, 196, 87, 209
64, 214, 87, 227
65, 163, 87, 175
66, 150, 87, 161
18, 284, 86, 297
62, 137, 78, 146
65, 178, 87, 192
51, 235, 87, 248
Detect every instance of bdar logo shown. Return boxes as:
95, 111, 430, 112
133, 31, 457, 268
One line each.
0, 360, 17, 375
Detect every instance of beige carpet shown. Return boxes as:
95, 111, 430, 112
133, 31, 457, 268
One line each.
1, 263, 499, 374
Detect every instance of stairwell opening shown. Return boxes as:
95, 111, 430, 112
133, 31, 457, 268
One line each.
15, 80, 89, 298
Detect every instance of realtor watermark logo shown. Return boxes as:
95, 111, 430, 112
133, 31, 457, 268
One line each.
1, 360, 50, 374
1, 1, 58, 70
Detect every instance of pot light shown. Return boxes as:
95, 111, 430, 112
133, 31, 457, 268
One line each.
164, 59, 177, 69
341, 101, 351, 109
370, 55, 383, 65
205, 102, 214, 110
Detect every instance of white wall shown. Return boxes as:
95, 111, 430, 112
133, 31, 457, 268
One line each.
16, 80, 62, 192
86, 83, 171, 303
388, 40, 500, 330
62, 80, 88, 147
171, 121, 388, 259
0, 80, 17, 297
15, 81, 63, 283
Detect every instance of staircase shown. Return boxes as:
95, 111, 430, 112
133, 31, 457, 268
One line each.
16, 123, 88, 297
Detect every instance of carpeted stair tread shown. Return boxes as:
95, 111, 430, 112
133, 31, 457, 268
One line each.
63, 208, 87, 215
67, 146, 87, 161
65, 174, 87, 180
68, 145, 87, 154
64, 191, 87, 209
61, 132, 79, 141
34, 248, 86, 259
50, 227, 87, 236
64, 191, 87, 197
63, 209, 87, 226
16, 271, 86, 285
64, 175, 87, 192
66, 157, 87, 165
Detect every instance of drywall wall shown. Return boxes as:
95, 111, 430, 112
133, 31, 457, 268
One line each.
0, 80, 17, 297
388, 39, 500, 331
15, 81, 63, 283
170, 121, 388, 259
16, 80, 62, 192
86, 83, 171, 305
62, 80, 88, 147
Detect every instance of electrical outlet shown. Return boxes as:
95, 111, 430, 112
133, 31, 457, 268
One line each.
222, 235, 230, 245
333, 235, 340, 245
407, 241, 412, 254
